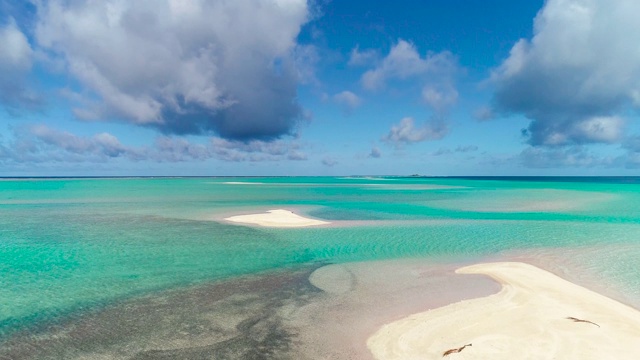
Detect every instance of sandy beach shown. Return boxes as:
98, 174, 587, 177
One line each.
368, 262, 640, 359
224, 209, 330, 228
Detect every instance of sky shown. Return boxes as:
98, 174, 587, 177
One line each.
2, 0, 640, 176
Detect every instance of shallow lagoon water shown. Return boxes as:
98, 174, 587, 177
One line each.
2, 176, 640, 354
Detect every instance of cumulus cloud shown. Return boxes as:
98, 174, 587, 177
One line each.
0, 18, 31, 70
363, 40, 460, 142
421, 83, 458, 112
0, 124, 307, 165
31, 0, 310, 140
2, 124, 143, 163
0, 18, 39, 109
348, 45, 378, 67
333, 90, 362, 114
361, 40, 458, 92
491, 0, 640, 146
152, 137, 211, 162
383, 117, 448, 148
287, 150, 308, 161
210, 137, 307, 162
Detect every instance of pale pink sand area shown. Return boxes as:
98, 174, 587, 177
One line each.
368, 262, 640, 359
224, 209, 330, 228
289, 260, 499, 359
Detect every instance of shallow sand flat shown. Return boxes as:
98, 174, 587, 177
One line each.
288, 260, 500, 359
367, 262, 640, 360
224, 209, 330, 227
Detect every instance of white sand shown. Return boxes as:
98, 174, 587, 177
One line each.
368, 262, 640, 360
224, 209, 329, 228
290, 260, 499, 359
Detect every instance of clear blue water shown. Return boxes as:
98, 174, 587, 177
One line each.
2, 176, 640, 338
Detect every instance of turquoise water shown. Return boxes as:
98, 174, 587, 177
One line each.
2, 177, 640, 338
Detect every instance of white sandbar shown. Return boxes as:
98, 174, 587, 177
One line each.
367, 262, 640, 359
224, 209, 329, 228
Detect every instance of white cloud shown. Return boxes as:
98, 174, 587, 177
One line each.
492, 0, 640, 146
0, 124, 308, 165
348, 45, 378, 67
361, 40, 457, 91
333, 90, 362, 114
153, 137, 211, 161
570, 116, 624, 144
365, 41, 459, 146
0, 18, 38, 109
29, 124, 93, 153
287, 150, 307, 161
421, 83, 458, 112
383, 117, 448, 148
33, 0, 310, 139
210, 137, 306, 162
0, 18, 32, 70
6, 124, 144, 163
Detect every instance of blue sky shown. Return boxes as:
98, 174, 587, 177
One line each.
1, 0, 640, 176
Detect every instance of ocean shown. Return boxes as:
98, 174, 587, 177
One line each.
2, 176, 640, 358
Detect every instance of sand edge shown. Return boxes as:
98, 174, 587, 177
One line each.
224, 209, 330, 228
367, 261, 640, 360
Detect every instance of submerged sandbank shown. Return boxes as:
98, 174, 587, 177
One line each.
290, 259, 500, 359
0, 259, 494, 359
367, 262, 640, 360
224, 209, 330, 228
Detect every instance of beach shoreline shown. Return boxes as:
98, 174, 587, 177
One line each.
367, 261, 640, 360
